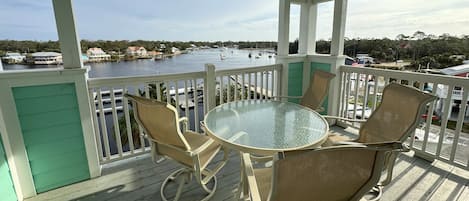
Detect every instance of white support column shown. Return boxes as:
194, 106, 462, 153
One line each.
299, 2, 319, 94
277, 0, 291, 56
204, 64, 216, 112
330, 0, 348, 56
0, 60, 3, 71
277, 0, 291, 97
52, 0, 83, 69
298, 2, 318, 55
53, 0, 101, 178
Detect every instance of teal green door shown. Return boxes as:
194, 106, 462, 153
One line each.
0, 136, 17, 201
13, 83, 90, 193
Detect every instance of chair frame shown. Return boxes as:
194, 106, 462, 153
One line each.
275, 69, 336, 112
125, 94, 229, 201
241, 142, 405, 201
323, 83, 437, 192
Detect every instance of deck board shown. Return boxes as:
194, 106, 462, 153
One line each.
24, 129, 469, 201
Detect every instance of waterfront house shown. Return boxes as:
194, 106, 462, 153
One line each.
147, 50, 163, 57
0, 0, 468, 201
126, 46, 147, 57
86, 47, 111, 62
1, 52, 26, 64
26, 52, 62, 65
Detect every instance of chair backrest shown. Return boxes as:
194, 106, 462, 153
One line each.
300, 70, 336, 111
358, 83, 437, 143
270, 144, 394, 201
125, 94, 190, 150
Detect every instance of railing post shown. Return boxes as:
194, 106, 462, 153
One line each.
205, 64, 216, 112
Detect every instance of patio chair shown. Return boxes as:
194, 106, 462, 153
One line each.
125, 94, 229, 201
277, 69, 336, 112
241, 142, 405, 201
323, 83, 437, 191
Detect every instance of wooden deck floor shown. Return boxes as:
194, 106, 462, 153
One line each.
26, 129, 469, 201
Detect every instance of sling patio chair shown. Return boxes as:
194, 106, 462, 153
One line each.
240, 142, 405, 201
125, 94, 229, 201
276, 69, 336, 112
323, 83, 437, 196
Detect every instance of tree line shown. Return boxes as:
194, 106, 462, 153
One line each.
2, 31, 468, 69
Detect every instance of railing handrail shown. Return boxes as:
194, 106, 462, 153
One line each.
215, 64, 282, 76
341, 65, 469, 86
87, 71, 206, 88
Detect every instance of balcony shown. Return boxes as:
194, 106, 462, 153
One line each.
0, 63, 461, 201
1, 0, 468, 201
23, 127, 469, 201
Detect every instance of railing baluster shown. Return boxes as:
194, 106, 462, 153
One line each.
343, 72, 351, 118
136, 88, 146, 152
184, 80, 189, 119
234, 74, 239, 101
371, 75, 379, 111
227, 75, 231, 102
165, 81, 171, 104
421, 82, 438, 152
362, 74, 370, 119
260, 71, 264, 100
123, 87, 135, 154
110, 88, 124, 157
89, 89, 104, 161
449, 87, 468, 163
96, 88, 111, 160
436, 85, 455, 158
254, 72, 258, 100
156, 82, 162, 101
193, 79, 200, 132
242, 73, 246, 100
352, 73, 360, 120
220, 76, 224, 104
248, 73, 252, 100
270, 69, 274, 99
338, 71, 346, 118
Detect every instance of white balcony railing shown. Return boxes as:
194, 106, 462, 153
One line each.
87, 64, 282, 164
338, 65, 469, 170
87, 63, 468, 170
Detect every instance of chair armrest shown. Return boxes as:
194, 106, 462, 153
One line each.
322, 115, 367, 123
191, 138, 217, 155
179, 117, 188, 132
242, 153, 262, 201
272, 95, 303, 99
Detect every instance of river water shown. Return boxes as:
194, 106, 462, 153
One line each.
3, 48, 275, 77
3, 48, 276, 156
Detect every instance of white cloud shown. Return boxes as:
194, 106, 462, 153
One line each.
1, 0, 468, 41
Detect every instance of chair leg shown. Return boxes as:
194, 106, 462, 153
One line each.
160, 168, 218, 201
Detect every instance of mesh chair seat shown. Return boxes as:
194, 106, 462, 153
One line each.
241, 142, 405, 201
158, 131, 220, 169
323, 83, 437, 198
125, 94, 229, 201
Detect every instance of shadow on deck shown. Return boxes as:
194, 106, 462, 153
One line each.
26, 128, 469, 201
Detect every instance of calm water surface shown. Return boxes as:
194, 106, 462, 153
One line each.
3, 48, 275, 78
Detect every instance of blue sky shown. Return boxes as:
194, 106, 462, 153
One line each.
1, 0, 468, 41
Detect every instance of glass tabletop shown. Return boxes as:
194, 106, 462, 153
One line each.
204, 100, 329, 155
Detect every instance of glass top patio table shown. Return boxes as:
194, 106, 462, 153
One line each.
204, 100, 329, 155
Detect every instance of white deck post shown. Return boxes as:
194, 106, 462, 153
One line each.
277, 0, 291, 97
298, 2, 317, 55
277, 0, 291, 57
330, 0, 348, 56
205, 64, 216, 112
52, 0, 101, 178
299, 2, 318, 94
328, 0, 348, 117
0, 60, 3, 71
52, 0, 83, 69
